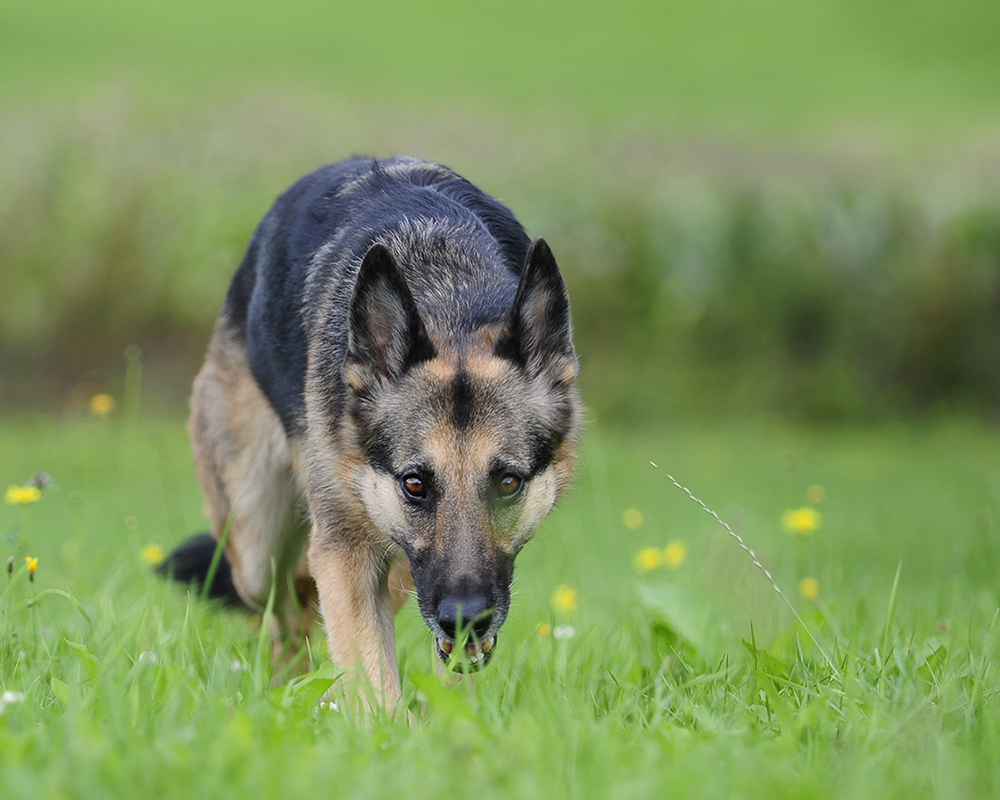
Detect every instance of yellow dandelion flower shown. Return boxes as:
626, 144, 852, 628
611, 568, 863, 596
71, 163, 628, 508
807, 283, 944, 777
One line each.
782, 507, 821, 536
535, 622, 552, 637
25, 556, 38, 573
807, 485, 825, 505
622, 508, 644, 530
141, 544, 165, 566
663, 539, 687, 568
799, 577, 820, 601
634, 546, 663, 573
5, 485, 42, 505
551, 584, 579, 613
90, 393, 116, 417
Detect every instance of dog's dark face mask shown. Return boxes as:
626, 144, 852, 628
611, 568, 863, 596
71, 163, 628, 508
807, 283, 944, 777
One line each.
343, 240, 580, 667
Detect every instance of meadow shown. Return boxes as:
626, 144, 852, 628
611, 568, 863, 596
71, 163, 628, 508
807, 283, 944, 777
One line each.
2, 409, 999, 798
2, 0, 1000, 796
3, 0, 1000, 135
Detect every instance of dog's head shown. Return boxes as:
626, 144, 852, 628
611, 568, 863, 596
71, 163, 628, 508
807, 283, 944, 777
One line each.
343, 238, 580, 668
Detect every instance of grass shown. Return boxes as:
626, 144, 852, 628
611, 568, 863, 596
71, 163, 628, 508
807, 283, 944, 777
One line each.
2, 0, 1000, 137
2, 409, 999, 798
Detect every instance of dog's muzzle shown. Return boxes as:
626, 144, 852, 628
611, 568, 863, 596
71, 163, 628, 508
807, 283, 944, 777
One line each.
433, 592, 498, 669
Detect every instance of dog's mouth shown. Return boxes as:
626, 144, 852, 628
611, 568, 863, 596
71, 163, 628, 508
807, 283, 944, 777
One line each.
435, 634, 497, 670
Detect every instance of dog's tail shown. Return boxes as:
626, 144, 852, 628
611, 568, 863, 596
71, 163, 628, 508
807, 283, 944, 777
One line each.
156, 532, 248, 610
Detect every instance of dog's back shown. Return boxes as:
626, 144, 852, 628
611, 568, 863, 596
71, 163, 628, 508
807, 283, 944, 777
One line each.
223, 157, 532, 437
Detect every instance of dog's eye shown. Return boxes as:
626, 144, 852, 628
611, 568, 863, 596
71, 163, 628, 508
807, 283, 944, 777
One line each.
401, 474, 427, 500
497, 474, 522, 499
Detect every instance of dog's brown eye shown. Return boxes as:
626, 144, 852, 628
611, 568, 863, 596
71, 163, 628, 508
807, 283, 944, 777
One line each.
497, 474, 522, 499
402, 474, 426, 500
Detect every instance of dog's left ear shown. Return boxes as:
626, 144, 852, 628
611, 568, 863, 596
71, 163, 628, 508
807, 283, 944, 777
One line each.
495, 238, 577, 380
345, 243, 437, 388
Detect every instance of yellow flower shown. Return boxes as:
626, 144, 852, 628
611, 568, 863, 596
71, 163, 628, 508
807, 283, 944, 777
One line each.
663, 539, 687, 568
25, 556, 38, 574
536, 622, 552, 637
782, 507, 821, 536
807, 485, 825, 505
90, 393, 116, 417
551, 584, 579, 613
799, 577, 820, 601
622, 508, 644, 530
5, 485, 42, 505
141, 544, 165, 566
634, 546, 663, 573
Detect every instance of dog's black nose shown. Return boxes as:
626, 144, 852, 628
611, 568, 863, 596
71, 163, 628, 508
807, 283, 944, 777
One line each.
437, 593, 493, 640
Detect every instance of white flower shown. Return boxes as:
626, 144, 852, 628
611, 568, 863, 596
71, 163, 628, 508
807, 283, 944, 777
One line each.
0, 690, 26, 712
553, 625, 577, 640
138, 650, 159, 665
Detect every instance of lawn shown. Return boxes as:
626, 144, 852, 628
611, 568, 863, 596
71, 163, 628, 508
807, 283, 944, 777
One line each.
2, 0, 1000, 137
2, 411, 998, 798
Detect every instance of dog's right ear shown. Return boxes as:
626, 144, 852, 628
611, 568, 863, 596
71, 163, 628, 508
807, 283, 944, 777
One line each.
345, 244, 436, 389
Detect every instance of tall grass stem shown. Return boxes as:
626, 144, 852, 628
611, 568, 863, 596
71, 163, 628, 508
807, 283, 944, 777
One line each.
651, 461, 840, 678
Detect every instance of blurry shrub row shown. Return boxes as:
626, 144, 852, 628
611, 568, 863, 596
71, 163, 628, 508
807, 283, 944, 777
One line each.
2, 101, 999, 422
550, 185, 1000, 421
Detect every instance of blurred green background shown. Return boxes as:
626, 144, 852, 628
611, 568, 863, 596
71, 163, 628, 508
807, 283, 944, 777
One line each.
2, 0, 1000, 422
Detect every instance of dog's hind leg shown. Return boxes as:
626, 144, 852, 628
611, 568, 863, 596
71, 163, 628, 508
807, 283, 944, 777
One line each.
187, 320, 315, 667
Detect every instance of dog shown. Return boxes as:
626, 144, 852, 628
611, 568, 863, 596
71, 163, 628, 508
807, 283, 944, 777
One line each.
161, 156, 581, 710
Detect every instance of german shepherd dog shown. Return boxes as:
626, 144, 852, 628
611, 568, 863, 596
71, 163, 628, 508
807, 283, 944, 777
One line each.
161, 157, 580, 709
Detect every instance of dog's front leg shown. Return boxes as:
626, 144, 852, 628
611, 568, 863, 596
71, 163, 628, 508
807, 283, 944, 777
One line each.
308, 534, 401, 713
